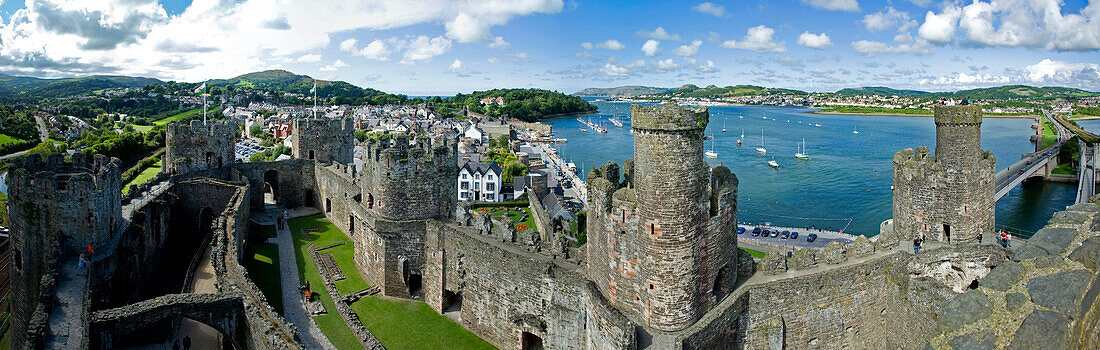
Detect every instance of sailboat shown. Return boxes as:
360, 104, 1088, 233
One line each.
795, 138, 809, 160
756, 129, 767, 154
722, 119, 727, 133
852, 125, 859, 134
768, 158, 780, 168
737, 129, 744, 146
739, 113, 744, 119
705, 138, 718, 158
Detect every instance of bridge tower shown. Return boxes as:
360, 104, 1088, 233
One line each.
893, 105, 995, 244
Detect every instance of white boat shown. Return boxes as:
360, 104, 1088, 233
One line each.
795, 138, 809, 159
768, 159, 780, 168
722, 118, 727, 133
815, 124, 821, 127
739, 114, 743, 119
705, 138, 718, 157
762, 112, 767, 119
852, 126, 859, 134
610, 117, 624, 127
737, 129, 744, 146
756, 129, 767, 154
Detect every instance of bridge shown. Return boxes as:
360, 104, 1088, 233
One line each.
993, 110, 1073, 202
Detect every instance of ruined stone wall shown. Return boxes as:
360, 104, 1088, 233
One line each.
424, 221, 588, 349
291, 118, 354, 164
93, 194, 176, 308
230, 159, 316, 211
893, 105, 995, 244
164, 120, 235, 175
359, 135, 458, 222
6, 153, 120, 348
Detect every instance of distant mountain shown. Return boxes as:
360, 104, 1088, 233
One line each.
209, 69, 412, 104
835, 86, 930, 96
572, 86, 672, 97
927, 85, 1099, 100
656, 84, 808, 98
0, 74, 162, 100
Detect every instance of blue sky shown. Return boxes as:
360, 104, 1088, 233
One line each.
0, 0, 1097, 95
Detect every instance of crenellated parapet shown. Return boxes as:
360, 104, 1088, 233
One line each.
291, 118, 354, 164
630, 103, 709, 131
165, 120, 236, 175
358, 134, 458, 221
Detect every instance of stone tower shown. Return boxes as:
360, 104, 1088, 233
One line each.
7, 153, 121, 348
359, 134, 458, 221
291, 118, 354, 164
893, 105, 995, 244
164, 120, 235, 174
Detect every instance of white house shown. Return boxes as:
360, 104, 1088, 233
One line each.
458, 161, 503, 202
464, 124, 484, 143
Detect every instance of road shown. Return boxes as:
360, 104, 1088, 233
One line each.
993, 110, 1072, 201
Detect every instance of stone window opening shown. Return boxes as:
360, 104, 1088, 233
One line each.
443, 289, 463, 314
13, 248, 22, 271
309, 150, 315, 160
325, 198, 332, 212
943, 224, 951, 242
367, 193, 374, 208
521, 332, 543, 350
206, 152, 213, 164
349, 215, 355, 236
353, 193, 362, 203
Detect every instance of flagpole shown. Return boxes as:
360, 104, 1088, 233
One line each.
203, 79, 208, 125
313, 79, 317, 118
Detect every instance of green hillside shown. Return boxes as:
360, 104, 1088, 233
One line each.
654, 84, 808, 98
572, 86, 672, 97
0, 74, 162, 100
926, 85, 1100, 100
835, 86, 930, 96
209, 69, 413, 105
444, 88, 596, 122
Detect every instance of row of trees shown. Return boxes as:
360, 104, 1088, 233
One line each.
441, 89, 596, 122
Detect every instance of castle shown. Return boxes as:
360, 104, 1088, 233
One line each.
893, 105, 996, 243
7, 103, 1100, 349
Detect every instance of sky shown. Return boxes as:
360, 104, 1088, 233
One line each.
0, 0, 1097, 96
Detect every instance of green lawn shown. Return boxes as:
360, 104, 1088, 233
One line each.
244, 243, 284, 315
288, 214, 494, 350
740, 247, 767, 259
153, 108, 202, 126
121, 162, 162, 194
0, 134, 24, 147
1052, 163, 1077, 176
487, 207, 539, 236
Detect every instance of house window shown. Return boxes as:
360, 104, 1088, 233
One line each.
461, 182, 469, 190
462, 174, 468, 179
487, 183, 495, 191
487, 174, 494, 180
487, 194, 495, 200
475, 173, 481, 179
475, 183, 480, 190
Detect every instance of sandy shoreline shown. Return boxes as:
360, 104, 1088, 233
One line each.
806, 111, 1038, 119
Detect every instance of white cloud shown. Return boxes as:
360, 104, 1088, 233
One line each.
801, 0, 859, 12
1024, 59, 1100, 86
851, 40, 933, 56
296, 53, 322, 62
692, 2, 727, 17
338, 38, 357, 52
489, 36, 510, 49
721, 25, 786, 52
797, 32, 832, 49
487, 57, 501, 64
673, 40, 702, 56
599, 62, 631, 77
920, 72, 1010, 86
0, 0, 563, 80
636, 27, 681, 41
581, 42, 594, 50
319, 59, 347, 71
356, 39, 391, 61
655, 58, 679, 72
641, 40, 660, 57
693, 59, 719, 73
596, 39, 625, 50
863, 7, 912, 32
449, 59, 463, 70
626, 59, 645, 68
918, 6, 961, 43
401, 35, 452, 63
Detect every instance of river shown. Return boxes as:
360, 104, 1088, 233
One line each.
545, 100, 1075, 238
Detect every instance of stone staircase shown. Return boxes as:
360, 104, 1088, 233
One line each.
45, 258, 89, 349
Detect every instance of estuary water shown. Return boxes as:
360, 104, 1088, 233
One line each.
546, 100, 1075, 238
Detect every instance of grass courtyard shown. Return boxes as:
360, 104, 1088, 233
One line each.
121, 162, 162, 194
244, 243, 284, 315
287, 214, 494, 350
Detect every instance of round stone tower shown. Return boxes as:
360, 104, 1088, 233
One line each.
935, 105, 984, 170
631, 102, 710, 331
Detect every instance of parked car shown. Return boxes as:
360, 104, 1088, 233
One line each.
752, 227, 762, 236
771, 230, 779, 238
736, 227, 745, 234
807, 233, 818, 243
761, 229, 770, 237
790, 231, 799, 239
781, 230, 790, 239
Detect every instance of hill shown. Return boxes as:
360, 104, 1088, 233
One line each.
653, 84, 807, 98
208, 69, 411, 105
0, 74, 162, 101
835, 86, 929, 96
572, 86, 672, 97
926, 85, 1099, 100
445, 88, 597, 122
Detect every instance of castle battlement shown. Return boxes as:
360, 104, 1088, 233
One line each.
164, 120, 236, 174
9, 153, 120, 185
934, 104, 983, 125
291, 118, 353, 163
292, 117, 353, 132
167, 120, 236, 136
630, 102, 708, 131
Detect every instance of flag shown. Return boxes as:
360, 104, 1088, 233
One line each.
309, 81, 316, 94
193, 82, 206, 94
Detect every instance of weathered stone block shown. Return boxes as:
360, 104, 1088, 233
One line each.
948, 331, 995, 350
938, 290, 992, 332
1008, 310, 1070, 350
790, 249, 818, 270
822, 241, 847, 264
981, 260, 1023, 292
848, 236, 875, 257
1028, 227, 1078, 256
1068, 237, 1100, 271
1012, 243, 1051, 261
1027, 269, 1091, 316
1006, 292, 1027, 311
761, 253, 787, 275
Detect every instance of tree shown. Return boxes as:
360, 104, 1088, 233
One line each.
502, 161, 528, 183
249, 124, 263, 137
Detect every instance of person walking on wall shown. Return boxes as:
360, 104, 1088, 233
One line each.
87, 243, 94, 256
76, 254, 87, 275
183, 335, 191, 350
1005, 232, 1012, 248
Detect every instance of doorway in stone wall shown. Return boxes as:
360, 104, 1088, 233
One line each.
943, 224, 951, 242
521, 332, 544, 350
263, 170, 279, 205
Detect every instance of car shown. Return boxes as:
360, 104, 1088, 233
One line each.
0, 226, 9, 234
761, 229, 770, 237
1019, 170, 1024, 175
736, 227, 745, 234
752, 227, 762, 236
790, 231, 799, 239
771, 230, 780, 238
781, 230, 790, 239
807, 233, 818, 243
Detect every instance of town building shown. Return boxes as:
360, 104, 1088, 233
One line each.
457, 160, 502, 202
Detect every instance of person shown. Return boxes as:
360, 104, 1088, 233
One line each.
87, 243, 94, 256
913, 237, 920, 254
76, 254, 87, 274
173, 339, 181, 350
1006, 232, 1012, 248
183, 335, 191, 350
977, 231, 983, 244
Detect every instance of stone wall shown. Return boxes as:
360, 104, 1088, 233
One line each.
230, 159, 317, 210
424, 221, 588, 349
291, 118, 354, 164
358, 134, 457, 222
164, 120, 235, 175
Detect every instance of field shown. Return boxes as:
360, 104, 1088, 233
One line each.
154, 108, 202, 126
288, 214, 493, 350
739, 247, 767, 259
244, 243, 284, 314
0, 134, 24, 147
1052, 163, 1077, 176
121, 162, 162, 194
